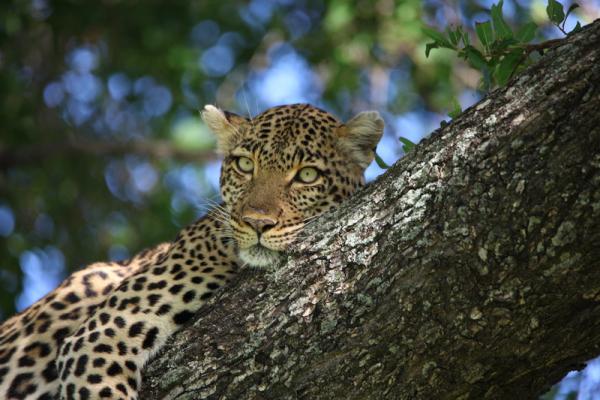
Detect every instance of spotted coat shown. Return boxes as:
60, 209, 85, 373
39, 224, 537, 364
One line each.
0, 104, 384, 399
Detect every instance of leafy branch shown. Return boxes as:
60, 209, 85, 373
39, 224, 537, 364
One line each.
368, 0, 583, 171
547, 0, 581, 35
423, 0, 582, 91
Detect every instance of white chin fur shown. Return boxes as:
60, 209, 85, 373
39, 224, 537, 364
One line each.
239, 245, 282, 268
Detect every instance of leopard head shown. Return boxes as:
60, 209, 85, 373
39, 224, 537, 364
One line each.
202, 103, 384, 268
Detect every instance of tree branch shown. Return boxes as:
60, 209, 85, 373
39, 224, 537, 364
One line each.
0, 138, 216, 169
141, 20, 600, 399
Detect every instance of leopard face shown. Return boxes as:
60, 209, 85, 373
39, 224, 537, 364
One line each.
202, 103, 384, 268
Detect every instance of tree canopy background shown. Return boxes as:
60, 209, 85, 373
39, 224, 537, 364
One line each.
0, 0, 598, 398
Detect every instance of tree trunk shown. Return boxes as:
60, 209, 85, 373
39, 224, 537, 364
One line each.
141, 21, 600, 399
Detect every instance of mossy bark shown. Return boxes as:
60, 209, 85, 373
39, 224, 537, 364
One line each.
141, 20, 600, 400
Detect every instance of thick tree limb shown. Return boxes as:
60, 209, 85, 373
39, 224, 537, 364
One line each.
0, 138, 215, 169
142, 21, 600, 399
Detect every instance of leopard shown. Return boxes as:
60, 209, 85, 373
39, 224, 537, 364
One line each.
0, 103, 384, 399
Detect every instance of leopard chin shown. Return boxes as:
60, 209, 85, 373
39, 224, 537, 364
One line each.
238, 244, 283, 269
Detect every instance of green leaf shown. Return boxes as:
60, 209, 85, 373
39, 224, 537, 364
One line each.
425, 42, 439, 58
572, 21, 582, 33
446, 27, 458, 46
399, 137, 416, 153
448, 98, 462, 119
494, 49, 523, 86
422, 26, 453, 48
464, 45, 488, 70
460, 28, 471, 46
490, 37, 517, 53
546, 0, 565, 25
490, 0, 513, 40
446, 25, 468, 47
374, 153, 390, 169
475, 21, 494, 51
565, 3, 579, 20
516, 22, 537, 42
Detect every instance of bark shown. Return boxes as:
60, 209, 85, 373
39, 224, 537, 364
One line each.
141, 21, 600, 399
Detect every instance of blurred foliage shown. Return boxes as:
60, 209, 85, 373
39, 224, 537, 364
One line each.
0, 0, 595, 316
0, 0, 598, 397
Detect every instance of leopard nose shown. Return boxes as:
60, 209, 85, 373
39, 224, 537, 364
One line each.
242, 215, 278, 233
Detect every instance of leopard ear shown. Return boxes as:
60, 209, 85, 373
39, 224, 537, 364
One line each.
337, 111, 384, 169
201, 105, 249, 154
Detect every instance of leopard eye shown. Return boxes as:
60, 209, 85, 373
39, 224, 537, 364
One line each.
235, 156, 254, 173
295, 167, 320, 184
